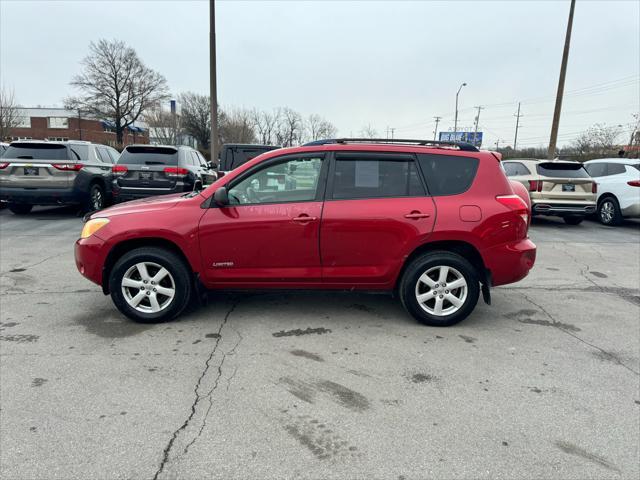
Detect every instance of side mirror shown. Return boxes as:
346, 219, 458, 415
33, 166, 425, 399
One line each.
213, 187, 229, 206
208, 161, 218, 170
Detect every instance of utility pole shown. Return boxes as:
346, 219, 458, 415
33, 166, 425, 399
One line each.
433, 116, 442, 140
209, 0, 218, 161
513, 102, 522, 151
390, 127, 395, 139
495, 139, 501, 151
548, 0, 576, 159
473, 106, 483, 146
386, 126, 389, 139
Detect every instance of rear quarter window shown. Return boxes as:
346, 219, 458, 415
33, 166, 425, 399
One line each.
119, 146, 178, 165
536, 163, 589, 178
416, 154, 479, 196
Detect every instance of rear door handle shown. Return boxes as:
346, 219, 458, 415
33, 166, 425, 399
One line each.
292, 215, 317, 223
404, 211, 430, 219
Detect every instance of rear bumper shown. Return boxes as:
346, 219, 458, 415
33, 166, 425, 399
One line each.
0, 187, 81, 205
483, 238, 537, 287
532, 202, 596, 216
112, 183, 189, 203
621, 202, 640, 217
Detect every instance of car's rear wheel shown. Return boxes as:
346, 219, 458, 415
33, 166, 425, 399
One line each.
8, 204, 33, 215
598, 196, 622, 226
109, 247, 193, 323
563, 215, 584, 225
399, 251, 480, 327
85, 184, 105, 212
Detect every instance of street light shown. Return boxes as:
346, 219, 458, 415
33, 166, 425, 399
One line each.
454, 82, 467, 139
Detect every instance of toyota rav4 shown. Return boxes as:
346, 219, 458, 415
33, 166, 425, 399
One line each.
75, 139, 536, 327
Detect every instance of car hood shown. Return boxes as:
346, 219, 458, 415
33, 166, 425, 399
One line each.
91, 193, 192, 219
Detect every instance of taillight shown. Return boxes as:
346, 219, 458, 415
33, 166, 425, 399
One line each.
112, 165, 128, 176
627, 180, 640, 187
528, 180, 542, 192
592, 182, 598, 193
164, 167, 189, 177
52, 163, 83, 171
0, 162, 9, 169
497, 194, 530, 226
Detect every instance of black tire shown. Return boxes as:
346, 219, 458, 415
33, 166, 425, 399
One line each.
399, 251, 480, 327
563, 216, 584, 225
109, 247, 194, 323
597, 196, 623, 226
8, 204, 33, 215
84, 183, 105, 213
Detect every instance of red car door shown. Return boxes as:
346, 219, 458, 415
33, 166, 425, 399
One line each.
320, 152, 436, 286
198, 153, 327, 287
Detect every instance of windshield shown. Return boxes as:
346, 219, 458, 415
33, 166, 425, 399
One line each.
3, 143, 69, 160
119, 146, 178, 165
536, 162, 590, 178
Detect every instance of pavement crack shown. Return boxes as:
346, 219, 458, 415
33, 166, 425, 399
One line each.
520, 293, 639, 376
0, 252, 67, 276
152, 300, 239, 480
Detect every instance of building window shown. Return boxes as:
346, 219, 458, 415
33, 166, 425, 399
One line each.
47, 137, 69, 142
48, 117, 69, 129
16, 116, 31, 128
11, 136, 33, 141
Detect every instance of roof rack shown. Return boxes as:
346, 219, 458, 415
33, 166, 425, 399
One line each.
303, 138, 479, 152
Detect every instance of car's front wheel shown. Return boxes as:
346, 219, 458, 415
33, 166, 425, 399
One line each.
8, 203, 33, 215
399, 251, 480, 327
598, 196, 622, 226
109, 247, 193, 323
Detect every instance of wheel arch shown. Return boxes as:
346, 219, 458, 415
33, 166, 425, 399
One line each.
395, 240, 489, 292
597, 192, 618, 205
101, 237, 194, 294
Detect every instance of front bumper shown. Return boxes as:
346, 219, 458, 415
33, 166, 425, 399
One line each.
532, 202, 596, 217
0, 187, 82, 206
75, 235, 107, 288
484, 238, 537, 287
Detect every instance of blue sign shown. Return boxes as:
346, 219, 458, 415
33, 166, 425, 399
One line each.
439, 131, 483, 147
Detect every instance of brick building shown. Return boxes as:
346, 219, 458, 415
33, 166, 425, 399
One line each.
6, 108, 148, 147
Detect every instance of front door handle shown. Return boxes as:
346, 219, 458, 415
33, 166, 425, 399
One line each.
404, 211, 430, 219
292, 215, 317, 223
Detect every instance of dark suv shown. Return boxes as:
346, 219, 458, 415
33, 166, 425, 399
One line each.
0, 140, 119, 214
112, 145, 216, 203
76, 138, 536, 326
218, 144, 279, 173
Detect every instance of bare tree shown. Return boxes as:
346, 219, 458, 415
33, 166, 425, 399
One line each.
571, 123, 622, 159
179, 92, 211, 150
276, 107, 303, 147
144, 104, 181, 145
219, 107, 257, 144
67, 39, 169, 145
0, 87, 20, 141
359, 124, 377, 138
252, 108, 280, 145
304, 114, 337, 142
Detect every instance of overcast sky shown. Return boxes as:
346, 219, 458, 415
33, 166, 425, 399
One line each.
1, 0, 638, 148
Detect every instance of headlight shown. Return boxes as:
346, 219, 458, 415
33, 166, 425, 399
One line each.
80, 218, 110, 239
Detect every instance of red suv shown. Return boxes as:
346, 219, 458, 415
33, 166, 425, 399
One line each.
75, 139, 536, 327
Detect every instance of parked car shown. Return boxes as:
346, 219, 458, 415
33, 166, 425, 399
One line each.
218, 144, 279, 174
0, 140, 119, 214
584, 158, 640, 225
111, 145, 216, 203
502, 159, 596, 224
75, 138, 536, 327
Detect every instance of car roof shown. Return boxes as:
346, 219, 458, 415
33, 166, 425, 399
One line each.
585, 158, 640, 165
9, 139, 95, 146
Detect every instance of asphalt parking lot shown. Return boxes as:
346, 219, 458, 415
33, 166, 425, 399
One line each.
1, 206, 638, 480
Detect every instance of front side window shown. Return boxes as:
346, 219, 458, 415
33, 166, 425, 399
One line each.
332, 155, 425, 200
228, 156, 324, 205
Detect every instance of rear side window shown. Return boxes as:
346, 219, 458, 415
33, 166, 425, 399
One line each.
119, 146, 178, 165
536, 162, 589, 178
417, 154, 479, 196
607, 163, 626, 175
503, 162, 531, 177
4, 143, 69, 160
332, 154, 425, 200
584, 163, 607, 177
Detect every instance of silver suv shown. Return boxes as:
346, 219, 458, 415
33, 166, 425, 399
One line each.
0, 140, 120, 214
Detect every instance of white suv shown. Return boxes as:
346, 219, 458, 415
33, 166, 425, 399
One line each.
584, 158, 640, 225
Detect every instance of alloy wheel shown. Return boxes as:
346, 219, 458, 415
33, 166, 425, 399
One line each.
414, 265, 468, 316
121, 262, 176, 313
600, 201, 614, 224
